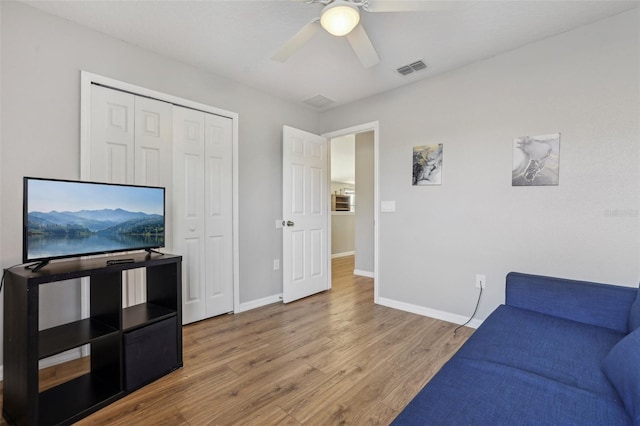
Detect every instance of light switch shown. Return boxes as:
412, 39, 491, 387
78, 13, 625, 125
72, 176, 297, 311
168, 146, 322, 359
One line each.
381, 201, 396, 212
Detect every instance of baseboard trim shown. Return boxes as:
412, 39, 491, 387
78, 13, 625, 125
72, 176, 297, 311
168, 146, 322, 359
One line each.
331, 251, 355, 259
0, 347, 85, 381
377, 297, 483, 329
353, 269, 374, 278
39, 347, 84, 369
237, 294, 282, 313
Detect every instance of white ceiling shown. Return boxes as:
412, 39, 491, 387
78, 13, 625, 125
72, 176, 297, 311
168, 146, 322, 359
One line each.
22, 0, 640, 111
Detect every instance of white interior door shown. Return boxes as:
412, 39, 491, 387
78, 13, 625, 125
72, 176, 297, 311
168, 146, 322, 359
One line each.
174, 106, 234, 323
282, 126, 330, 303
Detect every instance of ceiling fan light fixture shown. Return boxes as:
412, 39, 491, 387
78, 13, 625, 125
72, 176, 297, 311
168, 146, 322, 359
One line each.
320, 1, 360, 37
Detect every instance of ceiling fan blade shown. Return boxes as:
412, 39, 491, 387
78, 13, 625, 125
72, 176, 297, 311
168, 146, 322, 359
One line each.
346, 23, 380, 68
272, 19, 321, 62
365, 0, 451, 13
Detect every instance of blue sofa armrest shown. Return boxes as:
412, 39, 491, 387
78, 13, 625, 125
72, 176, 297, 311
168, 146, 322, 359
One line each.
506, 272, 636, 333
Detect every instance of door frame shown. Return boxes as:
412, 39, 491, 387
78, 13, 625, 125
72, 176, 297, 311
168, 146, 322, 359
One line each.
79, 71, 240, 315
322, 121, 379, 302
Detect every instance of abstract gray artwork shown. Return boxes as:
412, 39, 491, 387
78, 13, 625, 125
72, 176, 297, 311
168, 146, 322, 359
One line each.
512, 133, 560, 186
413, 144, 443, 186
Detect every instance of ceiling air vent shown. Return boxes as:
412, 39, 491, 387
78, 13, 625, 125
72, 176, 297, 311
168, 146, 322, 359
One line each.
410, 60, 427, 71
396, 59, 428, 76
303, 94, 336, 109
397, 65, 413, 76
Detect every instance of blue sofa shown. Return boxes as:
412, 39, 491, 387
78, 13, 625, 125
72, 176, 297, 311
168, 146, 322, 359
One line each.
393, 272, 640, 425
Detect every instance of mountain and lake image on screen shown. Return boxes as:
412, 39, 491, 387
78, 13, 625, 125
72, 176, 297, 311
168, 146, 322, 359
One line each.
25, 178, 165, 262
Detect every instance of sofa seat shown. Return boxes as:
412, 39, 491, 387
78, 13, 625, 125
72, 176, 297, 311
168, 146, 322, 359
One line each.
456, 305, 625, 397
393, 356, 631, 425
393, 305, 632, 425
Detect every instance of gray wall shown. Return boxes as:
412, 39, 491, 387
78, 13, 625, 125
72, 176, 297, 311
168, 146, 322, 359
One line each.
331, 213, 355, 255
0, 1, 319, 360
355, 131, 374, 274
321, 9, 640, 321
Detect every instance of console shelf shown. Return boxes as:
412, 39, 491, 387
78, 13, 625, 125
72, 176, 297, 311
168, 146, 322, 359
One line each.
123, 303, 176, 331
3, 252, 182, 426
39, 319, 118, 359
38, 373, 121, 426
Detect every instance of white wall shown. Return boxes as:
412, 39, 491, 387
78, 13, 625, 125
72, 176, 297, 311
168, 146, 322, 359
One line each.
0, 1, 3, 345
0, 1, 319, 362
321, 9, 640, 323
355, 131, 374, 274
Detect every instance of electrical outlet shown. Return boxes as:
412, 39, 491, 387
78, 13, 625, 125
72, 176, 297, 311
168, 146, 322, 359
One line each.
273, 259, 280, 271
475, 274, 486, 289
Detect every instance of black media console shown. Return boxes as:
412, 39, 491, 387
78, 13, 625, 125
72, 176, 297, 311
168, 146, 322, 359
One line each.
2, 252, 183, 425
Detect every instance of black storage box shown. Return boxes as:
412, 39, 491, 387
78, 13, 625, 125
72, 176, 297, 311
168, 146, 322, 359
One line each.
124, 317, 178, 391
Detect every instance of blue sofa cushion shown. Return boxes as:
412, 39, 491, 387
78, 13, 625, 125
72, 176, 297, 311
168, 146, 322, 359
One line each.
392, 357, 631, 426
628, 287, 640, 332
602, 327, 640, 424
506, 272, 636, 333
455, 305, 624, 397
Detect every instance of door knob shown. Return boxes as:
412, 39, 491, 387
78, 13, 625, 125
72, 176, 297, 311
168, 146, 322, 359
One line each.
286, 220, 294, 227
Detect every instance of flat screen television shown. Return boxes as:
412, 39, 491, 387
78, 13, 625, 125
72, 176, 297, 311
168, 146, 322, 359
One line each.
23, 177, 165, 271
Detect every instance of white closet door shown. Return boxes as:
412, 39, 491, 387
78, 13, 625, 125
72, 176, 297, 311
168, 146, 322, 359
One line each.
134, 97, 173, 187
89, 85, 136, 307
173, 106, 207, 324
134, 95, 173, 250
203, 113, 234, 317
88, 85, 172, 307
174, 106, 234, 324
130, 96, 173, 304
90, 85, 134, 184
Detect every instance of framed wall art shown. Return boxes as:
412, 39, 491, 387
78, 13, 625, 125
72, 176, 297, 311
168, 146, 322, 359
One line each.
413, 144, 443, 186
512, 133, 560, 186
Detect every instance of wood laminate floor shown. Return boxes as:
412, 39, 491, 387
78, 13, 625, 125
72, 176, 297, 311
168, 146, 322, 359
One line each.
2, 256, 474, 425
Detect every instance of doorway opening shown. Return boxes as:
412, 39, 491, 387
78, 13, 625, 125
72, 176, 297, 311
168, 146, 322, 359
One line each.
324, 122, 379, 302
329, 134, 355, 260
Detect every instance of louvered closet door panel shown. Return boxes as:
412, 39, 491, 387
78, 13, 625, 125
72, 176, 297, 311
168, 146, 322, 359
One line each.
173, 106, 206, 324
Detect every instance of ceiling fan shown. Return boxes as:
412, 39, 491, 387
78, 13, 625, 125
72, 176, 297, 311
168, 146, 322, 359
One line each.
272, 0, 447, 68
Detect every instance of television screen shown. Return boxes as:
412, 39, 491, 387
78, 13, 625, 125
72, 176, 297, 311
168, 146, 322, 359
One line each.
24, 177, 165, 264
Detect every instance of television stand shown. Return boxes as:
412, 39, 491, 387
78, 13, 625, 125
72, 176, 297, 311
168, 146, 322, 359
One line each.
24, 260, 49, 273
3, 252, 182, 426
145, 248, 165, 256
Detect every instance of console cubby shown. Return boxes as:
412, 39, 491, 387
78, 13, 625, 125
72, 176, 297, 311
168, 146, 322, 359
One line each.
3, 252, 182, 426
